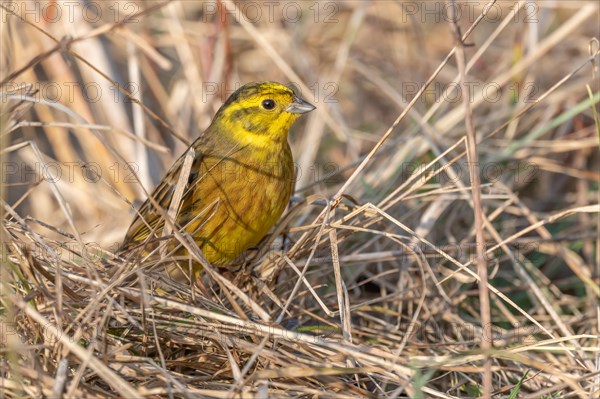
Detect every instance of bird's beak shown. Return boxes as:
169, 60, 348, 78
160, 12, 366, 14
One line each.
286, 95, 316, 114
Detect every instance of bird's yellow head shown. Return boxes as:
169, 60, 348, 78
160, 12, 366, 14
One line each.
214, 82, 315, 147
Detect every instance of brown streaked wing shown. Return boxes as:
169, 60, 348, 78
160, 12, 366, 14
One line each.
120, 138, 208, 251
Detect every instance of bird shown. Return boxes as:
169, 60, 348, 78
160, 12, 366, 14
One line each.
118, 82, 315, 282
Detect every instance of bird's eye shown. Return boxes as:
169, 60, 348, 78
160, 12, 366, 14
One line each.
261, 99, 276, 110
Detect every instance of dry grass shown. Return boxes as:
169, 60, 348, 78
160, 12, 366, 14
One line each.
1, 1, 599, 398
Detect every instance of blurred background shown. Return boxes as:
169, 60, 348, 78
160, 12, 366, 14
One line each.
2, 1, 598, 249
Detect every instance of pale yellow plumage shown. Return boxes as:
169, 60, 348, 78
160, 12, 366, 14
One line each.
119, 82, 315, 280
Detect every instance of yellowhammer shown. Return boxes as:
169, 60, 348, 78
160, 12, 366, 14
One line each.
118, 82, 315, 281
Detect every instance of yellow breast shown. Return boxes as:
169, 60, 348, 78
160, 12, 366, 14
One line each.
177, 143, 295, 267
